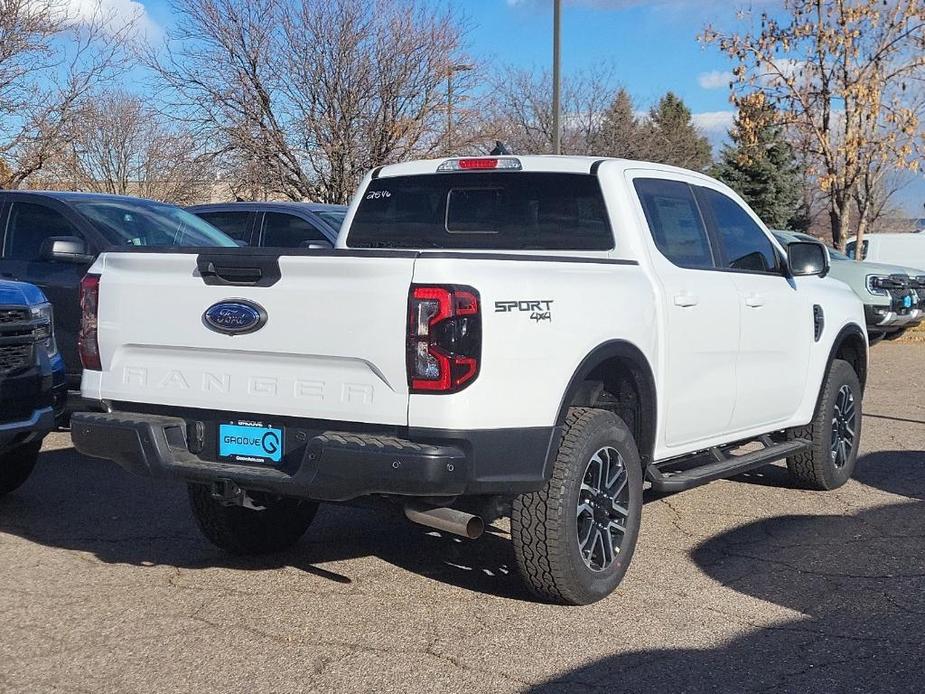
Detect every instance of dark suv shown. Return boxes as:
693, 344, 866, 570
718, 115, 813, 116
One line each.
0, 191, 236, 399
1, 279, 65, 496
187, 202, 347, 248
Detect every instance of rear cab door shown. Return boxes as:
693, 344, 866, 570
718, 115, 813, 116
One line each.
627, 171, 740, 452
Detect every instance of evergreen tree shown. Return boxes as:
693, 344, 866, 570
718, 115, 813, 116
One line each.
642, 92, 712, 171
593, 88, 643, 159
711, 93, 806, 230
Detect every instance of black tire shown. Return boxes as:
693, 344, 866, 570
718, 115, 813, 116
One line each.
511, 408, 643, 605
0, 440, 41, 497
787, 359, 862, 490
187, 484, 319, 555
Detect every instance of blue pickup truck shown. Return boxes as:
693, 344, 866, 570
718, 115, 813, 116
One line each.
0, 279, 65, 496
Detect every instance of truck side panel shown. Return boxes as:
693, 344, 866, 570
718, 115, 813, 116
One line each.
407, 255, 658, 430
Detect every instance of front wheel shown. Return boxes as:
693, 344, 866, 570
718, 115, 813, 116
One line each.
0, 441, 42, 497
511, 408, 643, 605
787, 359, 862, 490
188, 484, 319, 555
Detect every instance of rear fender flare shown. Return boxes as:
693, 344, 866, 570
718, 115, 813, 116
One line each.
547, 340, 657, 477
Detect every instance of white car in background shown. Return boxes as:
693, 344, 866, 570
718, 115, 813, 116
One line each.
846, 232, 925, 272
775, 230, 924, 341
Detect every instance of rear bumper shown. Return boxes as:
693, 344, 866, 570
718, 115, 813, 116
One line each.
70, 410, 558, 501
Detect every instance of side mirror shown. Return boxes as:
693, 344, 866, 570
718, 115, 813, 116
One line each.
40, 236, 93, 264
300, 240, 333, 250
787, 241, 829, 278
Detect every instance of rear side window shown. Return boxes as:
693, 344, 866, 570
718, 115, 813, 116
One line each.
195, 211, 252, 243
697, 187, 780, 273
633, 178, 713, 269
316, 209, 346, 229
347, 172, 613, 250
261, 212, 329, 248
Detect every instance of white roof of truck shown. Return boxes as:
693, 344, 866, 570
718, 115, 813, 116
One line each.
374, 155, 713, 181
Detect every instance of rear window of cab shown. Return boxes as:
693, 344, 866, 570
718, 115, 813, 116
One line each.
346, 172, 614, 250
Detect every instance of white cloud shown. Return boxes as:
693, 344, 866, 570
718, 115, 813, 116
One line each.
697, 70, 733, 90
62, 0, 158, 38
692, 110, 735, 150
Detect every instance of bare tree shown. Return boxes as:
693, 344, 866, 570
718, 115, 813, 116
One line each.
703, 1, 925, 250
148, 0, 468, 203
480, 64, 615, 155
854, 168, 909, 234
0, 0, 136, 186
51, 90, 212, 204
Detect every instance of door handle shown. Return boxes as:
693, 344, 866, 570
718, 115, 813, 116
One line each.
673, 293, 699, 308
744, 294, 765, 308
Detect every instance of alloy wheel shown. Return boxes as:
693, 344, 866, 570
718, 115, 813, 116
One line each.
830, 384, 857, 469
577, 446, 630, 572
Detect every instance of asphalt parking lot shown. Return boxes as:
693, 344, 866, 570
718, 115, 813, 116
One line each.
1, 342, 923, 693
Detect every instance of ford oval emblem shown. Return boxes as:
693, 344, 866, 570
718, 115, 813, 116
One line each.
203, 300, 267, 335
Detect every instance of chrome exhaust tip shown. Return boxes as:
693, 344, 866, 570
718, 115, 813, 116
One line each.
403, 504, 484, 540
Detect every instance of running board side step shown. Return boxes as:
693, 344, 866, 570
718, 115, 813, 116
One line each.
645, 438, 810, 493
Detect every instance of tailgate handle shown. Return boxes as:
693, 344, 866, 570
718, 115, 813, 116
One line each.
201, 262, 263, 285
196, 253, 281, 287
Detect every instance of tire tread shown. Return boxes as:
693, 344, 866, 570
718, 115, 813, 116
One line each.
512, 407, 639, 604
787, 359, 861, 490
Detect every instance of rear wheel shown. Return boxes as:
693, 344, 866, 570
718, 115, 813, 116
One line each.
787, 359, 862, 490
187, 484, 319, 555
0, 440, 42, 497
511, 408, 643, 605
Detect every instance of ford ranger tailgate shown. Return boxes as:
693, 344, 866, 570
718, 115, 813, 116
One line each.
89, 250, 415, 425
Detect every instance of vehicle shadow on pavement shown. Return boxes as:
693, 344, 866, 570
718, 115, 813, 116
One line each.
0, 447, 536, 600
529, 450, 925, 693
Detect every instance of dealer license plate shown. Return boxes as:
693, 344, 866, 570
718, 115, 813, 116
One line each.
218, 421, 284, 464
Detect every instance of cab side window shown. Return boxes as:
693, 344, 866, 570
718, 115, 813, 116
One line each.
195, 211, 252, 244
696, 188, 780, 273
633, 178, 714, 269
3, 202, 81, 261
261, 212, 329, 248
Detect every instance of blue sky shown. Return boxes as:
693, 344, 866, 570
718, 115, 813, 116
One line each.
130, 0, 755, 142
105, 0, 925, 215
467, 0, 738, 113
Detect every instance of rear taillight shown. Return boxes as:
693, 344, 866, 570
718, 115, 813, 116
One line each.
407, 285, 481, 394
78, 273, 101, 370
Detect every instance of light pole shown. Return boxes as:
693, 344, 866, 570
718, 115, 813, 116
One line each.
446, 63, 474, 154
552, 0, 561, 155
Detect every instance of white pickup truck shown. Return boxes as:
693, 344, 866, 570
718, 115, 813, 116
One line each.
71, 156, 867, 605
